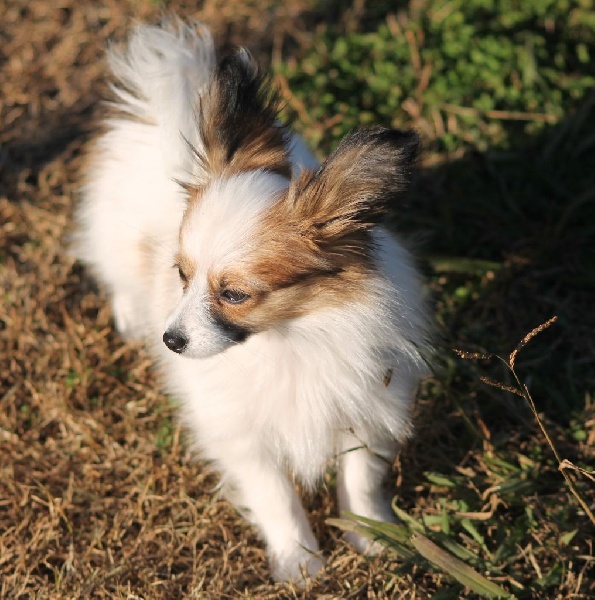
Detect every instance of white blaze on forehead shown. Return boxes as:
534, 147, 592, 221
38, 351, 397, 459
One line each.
180, 171, 289, 274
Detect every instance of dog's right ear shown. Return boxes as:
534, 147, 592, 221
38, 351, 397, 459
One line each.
189, 49, 291, 182
282, 127, 419, 255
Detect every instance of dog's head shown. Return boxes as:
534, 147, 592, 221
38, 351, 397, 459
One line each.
163, 50, 419, 359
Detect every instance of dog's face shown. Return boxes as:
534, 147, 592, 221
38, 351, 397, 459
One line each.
162, 51, 419, 359
164, 172, 289, 358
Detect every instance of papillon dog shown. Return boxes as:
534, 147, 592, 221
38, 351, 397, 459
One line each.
75, 19, 432, 582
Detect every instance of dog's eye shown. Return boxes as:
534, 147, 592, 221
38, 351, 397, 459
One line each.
175, 265, 189, 287
220, 289, 250, 304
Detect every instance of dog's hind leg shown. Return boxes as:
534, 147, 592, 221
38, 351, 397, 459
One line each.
110, 289, 142, 339
106, 236, 158, 340
335, 428, 398, 554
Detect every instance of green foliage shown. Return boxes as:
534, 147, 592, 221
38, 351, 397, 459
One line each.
277, 0, 595, 152
155, 417, 174, 452
329, 512, 513, 598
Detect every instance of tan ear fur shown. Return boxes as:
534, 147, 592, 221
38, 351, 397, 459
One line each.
282, 127, 419, 256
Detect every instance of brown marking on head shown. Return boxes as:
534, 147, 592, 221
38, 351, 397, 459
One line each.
174, 127, 419, 334
188, 50, 291, 184
173, 250, 197, 290
175, 181, 209, 289
202, 259, 371, 334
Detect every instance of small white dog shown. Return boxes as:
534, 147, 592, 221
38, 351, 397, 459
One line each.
75, 20, 432, 582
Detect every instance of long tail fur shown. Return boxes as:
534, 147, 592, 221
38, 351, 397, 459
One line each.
106, 19, 216, 177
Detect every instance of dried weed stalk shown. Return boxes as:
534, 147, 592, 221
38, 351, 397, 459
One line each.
456, 316, 595, 526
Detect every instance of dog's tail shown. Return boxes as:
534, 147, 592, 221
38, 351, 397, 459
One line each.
106, 19, 216, 177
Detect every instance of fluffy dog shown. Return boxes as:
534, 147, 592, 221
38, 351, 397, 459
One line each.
75, 20, 432, 582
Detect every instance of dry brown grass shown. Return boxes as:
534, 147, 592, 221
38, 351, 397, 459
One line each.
0, 1, 420, 597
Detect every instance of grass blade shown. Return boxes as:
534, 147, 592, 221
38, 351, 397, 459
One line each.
411, 533, 513, 598
326, 517, 415, 559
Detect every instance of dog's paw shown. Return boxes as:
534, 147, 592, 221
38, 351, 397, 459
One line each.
270, 546, 325, 584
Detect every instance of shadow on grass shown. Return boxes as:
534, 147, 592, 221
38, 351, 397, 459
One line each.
392, 97, 594, 549
408, 94, 594, 412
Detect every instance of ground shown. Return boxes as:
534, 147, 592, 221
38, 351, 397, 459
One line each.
1, 1, 593, 598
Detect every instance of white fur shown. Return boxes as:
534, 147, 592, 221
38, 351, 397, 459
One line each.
75, 21, 431, 583
165, 172, 289, 359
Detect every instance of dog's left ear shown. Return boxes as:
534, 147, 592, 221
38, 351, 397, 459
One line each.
284, 127, 419, 249
194, 49, 291, 180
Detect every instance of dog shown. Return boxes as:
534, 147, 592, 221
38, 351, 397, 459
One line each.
74, 19, 432, 582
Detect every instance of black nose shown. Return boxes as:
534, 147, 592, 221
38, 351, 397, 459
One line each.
162, 330, 188, 353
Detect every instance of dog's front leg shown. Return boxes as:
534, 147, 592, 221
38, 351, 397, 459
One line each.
335, 428, 398, 554
221, 454, 324, 583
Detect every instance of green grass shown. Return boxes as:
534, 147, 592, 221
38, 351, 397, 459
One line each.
275, 0, 595, 596
278, 0, 595, 153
